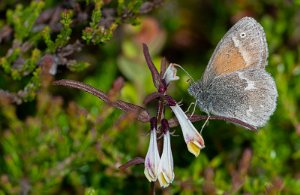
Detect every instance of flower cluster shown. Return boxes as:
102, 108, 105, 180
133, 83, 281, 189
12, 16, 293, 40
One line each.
144, 118, 175, 187
144, 63, 205, 188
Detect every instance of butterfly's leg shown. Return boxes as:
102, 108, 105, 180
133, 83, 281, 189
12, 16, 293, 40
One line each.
200, 115, 210, 134
185, 100, 198, 117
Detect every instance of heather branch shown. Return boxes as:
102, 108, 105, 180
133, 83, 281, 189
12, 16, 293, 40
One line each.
53, 79, 150, 122
119, 157, 145, 171
143, 92, 164, 105
164, 95, 257, 130
168, 114, 257, 131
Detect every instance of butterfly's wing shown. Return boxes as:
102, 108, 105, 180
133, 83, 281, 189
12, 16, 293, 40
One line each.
202, 68, 277, 127
201, 17, 268, 84
188, 17, 276, 127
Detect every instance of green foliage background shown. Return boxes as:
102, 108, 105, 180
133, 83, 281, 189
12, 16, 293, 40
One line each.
1, 0, 300, 194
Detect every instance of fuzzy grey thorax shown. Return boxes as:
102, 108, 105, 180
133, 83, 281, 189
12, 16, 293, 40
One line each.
188, 81, 210, 114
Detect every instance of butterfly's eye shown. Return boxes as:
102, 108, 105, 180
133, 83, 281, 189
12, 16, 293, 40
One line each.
240, 32, 246, 38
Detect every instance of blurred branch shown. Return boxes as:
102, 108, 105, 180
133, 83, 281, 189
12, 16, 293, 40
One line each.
119, 157, 145, 171
53, 79, 150, 123
230, 148, 253, 193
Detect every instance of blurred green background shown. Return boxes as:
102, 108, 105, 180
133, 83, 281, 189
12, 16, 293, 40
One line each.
1, 0, 300, 194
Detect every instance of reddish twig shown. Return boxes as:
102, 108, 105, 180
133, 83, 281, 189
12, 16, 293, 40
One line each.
168, 114, 257, 131
53, 79, 150, 122
143, 92, 164, 105
119, 157, 145, 171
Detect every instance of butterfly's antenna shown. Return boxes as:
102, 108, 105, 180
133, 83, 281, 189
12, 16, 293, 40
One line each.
200, 114, 210, 134
173, 64, 195, 83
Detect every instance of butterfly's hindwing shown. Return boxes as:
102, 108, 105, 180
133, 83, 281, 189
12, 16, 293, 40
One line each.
192, 69, 277, 127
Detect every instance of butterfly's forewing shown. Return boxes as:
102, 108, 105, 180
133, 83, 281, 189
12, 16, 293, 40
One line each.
201, 17, 268, 83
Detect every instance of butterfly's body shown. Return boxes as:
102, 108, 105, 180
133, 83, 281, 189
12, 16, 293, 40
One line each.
188, 17, 277, 128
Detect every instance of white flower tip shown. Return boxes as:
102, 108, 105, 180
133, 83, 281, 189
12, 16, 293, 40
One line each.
187, 141, 204, 157
144, 168, 156, 182
163, 63, 179, 84
158, 172, 174, 188
186, 132, 205, 157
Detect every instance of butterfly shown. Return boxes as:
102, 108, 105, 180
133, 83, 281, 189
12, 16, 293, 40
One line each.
188, 17, 278, 128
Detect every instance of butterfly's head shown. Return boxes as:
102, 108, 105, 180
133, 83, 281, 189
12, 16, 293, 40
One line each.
188, 81, 210, 113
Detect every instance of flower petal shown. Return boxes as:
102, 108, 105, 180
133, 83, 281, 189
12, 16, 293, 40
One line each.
158, 131, 174, 188
163, 63, 179, 84
187, 141, 201, 156
170, 104, 205, 156
144, 127, 160, 182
